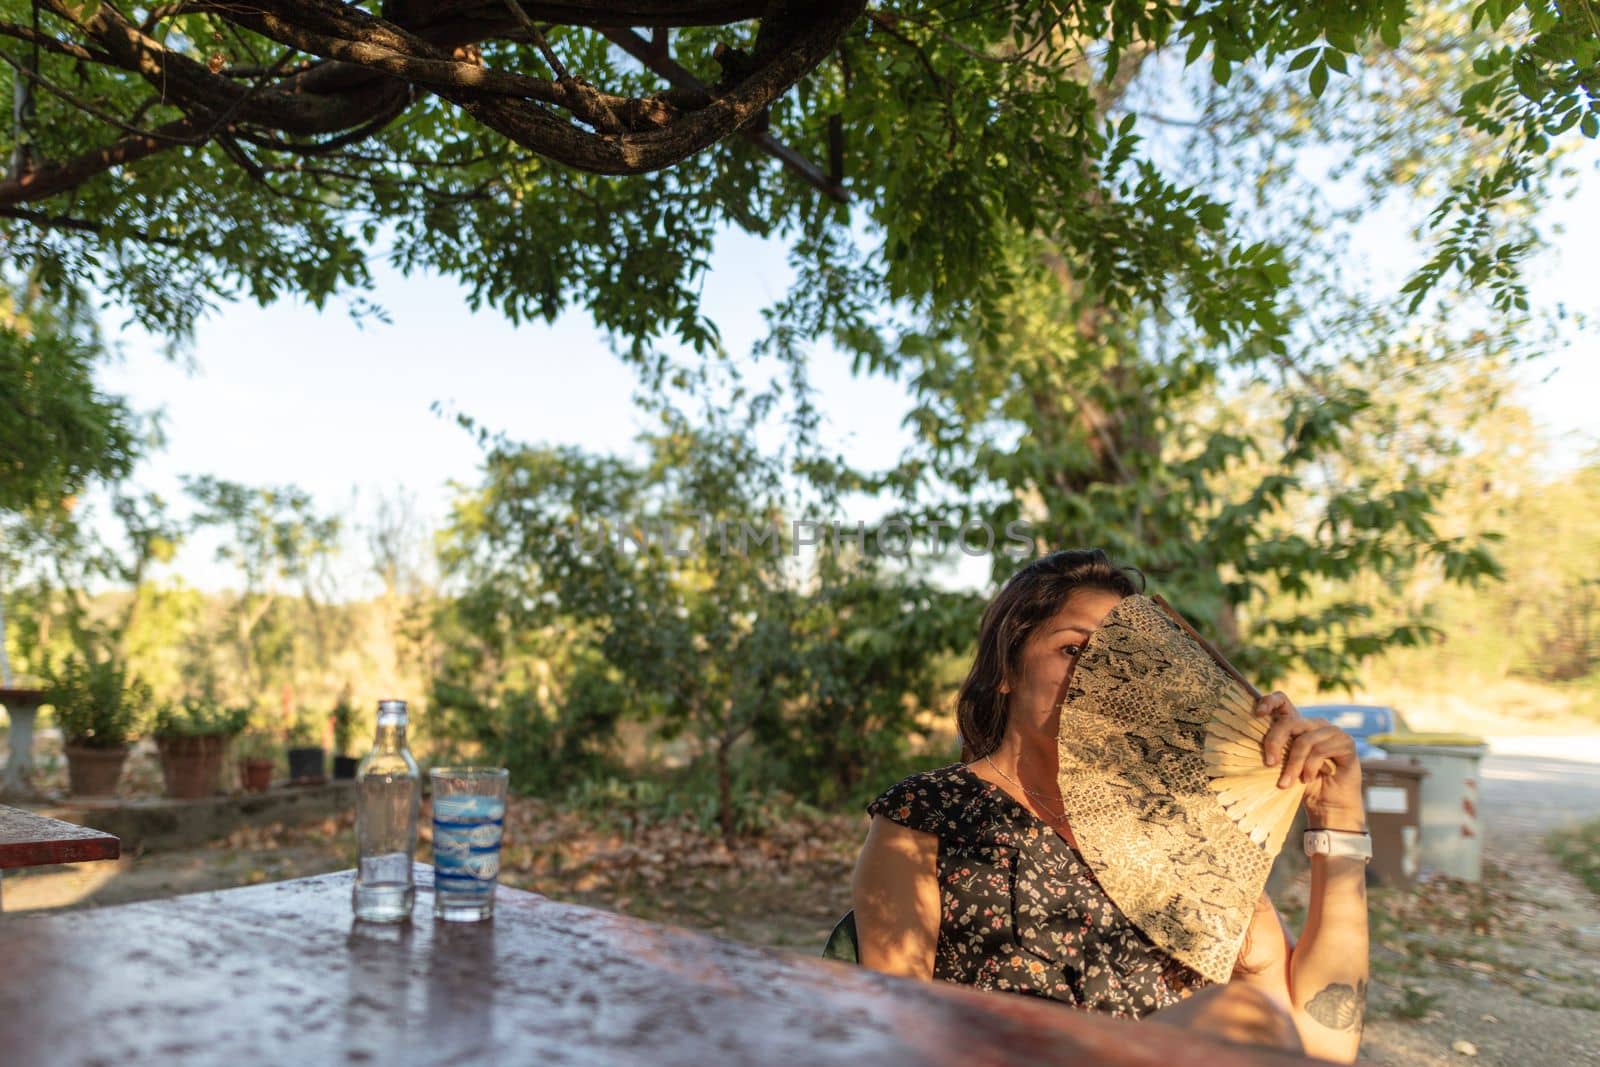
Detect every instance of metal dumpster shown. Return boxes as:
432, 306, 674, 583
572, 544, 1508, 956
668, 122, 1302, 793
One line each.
1371, 732, 1488, 881
1360, 758, 1428, 888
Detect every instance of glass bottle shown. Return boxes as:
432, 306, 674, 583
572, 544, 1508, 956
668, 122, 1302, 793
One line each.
353, 698, 420, 922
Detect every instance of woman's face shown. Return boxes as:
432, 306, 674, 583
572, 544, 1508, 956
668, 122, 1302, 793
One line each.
1003, 589, 1124, 732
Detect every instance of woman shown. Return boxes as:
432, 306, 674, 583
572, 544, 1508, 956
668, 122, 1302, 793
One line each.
852, 550, 1370, 1062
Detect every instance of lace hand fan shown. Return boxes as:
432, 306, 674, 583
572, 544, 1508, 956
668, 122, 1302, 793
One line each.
1054, 593, 1303, 984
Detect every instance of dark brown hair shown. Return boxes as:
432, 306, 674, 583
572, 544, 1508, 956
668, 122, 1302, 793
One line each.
956, 548, 1143, 760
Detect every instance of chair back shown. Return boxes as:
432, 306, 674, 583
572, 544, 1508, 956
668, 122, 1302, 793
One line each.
821, 909, 859, 963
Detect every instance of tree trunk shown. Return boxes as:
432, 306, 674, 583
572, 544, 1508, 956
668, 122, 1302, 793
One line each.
715, 733, 735, 845
0, 591, 11, 686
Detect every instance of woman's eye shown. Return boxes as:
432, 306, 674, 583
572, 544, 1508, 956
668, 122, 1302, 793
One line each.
1062, 644, 1083, 658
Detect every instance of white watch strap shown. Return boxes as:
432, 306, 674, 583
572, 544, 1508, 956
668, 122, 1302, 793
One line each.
1303, 829, 1373, 862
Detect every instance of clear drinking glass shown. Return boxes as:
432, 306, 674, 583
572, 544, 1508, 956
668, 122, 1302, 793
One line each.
429, 767, 508, 922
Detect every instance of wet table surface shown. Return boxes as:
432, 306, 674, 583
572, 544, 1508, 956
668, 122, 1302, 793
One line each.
0, 865, 1312, 1067
0, 803, 120, 869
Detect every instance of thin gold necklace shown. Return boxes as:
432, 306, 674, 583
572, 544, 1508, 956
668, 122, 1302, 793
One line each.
983, 754, 1065, 822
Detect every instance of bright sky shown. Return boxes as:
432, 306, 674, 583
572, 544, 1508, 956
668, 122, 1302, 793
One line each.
95, 149, 1599, 596
98, 225, 923, 594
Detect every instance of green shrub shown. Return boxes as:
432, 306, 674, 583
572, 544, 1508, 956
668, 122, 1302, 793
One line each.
560, 764, 827, 838
330, 695, 356, 755
1548, 818, 1600, 898
429, 671, 622, 797
234, 729, 282, 762
153, 698, 250, 738
284, 707, 327, 747
41, 653, 150, 749
1390, 986, 1442, 1020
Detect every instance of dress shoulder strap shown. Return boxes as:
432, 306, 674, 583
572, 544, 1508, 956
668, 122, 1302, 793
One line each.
865, 763, 1004, 844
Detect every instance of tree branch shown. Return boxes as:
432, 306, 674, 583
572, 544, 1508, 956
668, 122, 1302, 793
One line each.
0, 19, 115, 63
0, 47, 207, 145
0, 204, 192, 246
0, 117, 199, 205
44, 0, 401, 136
377, 0, 769, 30
0, 0, 863, 210
500, 0, 571, 82
221, 2, 626, 124
234, 89, 411, 155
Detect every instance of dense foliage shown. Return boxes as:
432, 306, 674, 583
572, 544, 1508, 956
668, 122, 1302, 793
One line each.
7, 443, 1598, 816
1, 1, 1591, 342
431, 397, 979, 827
0, 285, 140, 513
1, 1, 1596, 816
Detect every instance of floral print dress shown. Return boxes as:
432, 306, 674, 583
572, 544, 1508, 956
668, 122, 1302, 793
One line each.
866, 762, 1212, 1019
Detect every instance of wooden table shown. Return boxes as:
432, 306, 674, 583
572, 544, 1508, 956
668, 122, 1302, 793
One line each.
0, 804, 121, 910
0, 864, 1313, 1067
0, 804, 120, 869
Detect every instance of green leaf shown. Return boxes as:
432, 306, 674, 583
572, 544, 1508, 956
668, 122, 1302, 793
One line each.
1212, 52, 1233, 86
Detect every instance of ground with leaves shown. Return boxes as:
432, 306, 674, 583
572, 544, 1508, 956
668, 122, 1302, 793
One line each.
1285, 856, 1600, 1064
1349, 746, 1600, 1065
0, 795, 862, 953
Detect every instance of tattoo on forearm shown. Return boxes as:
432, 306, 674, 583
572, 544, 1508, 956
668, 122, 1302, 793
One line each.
1306, 978, 1367, 1031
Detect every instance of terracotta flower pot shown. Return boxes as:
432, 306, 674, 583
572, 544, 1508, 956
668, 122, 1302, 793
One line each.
238, 758, 274, 793
156, 734, 228, 799
64, 744, 130, 797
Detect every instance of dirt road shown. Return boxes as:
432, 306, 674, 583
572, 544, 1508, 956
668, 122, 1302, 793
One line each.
1359, 742, 1600, 1066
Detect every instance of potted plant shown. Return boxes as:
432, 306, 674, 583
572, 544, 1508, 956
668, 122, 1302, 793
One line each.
330, 694, 359, 780
235, 730, 279, 793
40, 653, 149, 797
153, 699, 250, 799
285, 709, 326, 784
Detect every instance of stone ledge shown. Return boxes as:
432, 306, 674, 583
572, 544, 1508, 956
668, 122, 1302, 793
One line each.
33, 781, 355, 852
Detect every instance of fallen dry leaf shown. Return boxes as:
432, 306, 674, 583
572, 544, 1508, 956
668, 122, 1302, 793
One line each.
1451, 1040, 1478, 1057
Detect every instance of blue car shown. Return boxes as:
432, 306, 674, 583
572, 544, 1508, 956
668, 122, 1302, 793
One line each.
1299, 704, 1410, 761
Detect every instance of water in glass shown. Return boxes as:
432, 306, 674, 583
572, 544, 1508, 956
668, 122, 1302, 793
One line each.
430, 767, 508, 922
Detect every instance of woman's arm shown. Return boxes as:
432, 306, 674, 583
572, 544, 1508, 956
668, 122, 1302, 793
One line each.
1288, 850, 1369, 1061
851, 814, 940, 979
1257, 692, 1370, 1063
1230, 892, 1295, 1012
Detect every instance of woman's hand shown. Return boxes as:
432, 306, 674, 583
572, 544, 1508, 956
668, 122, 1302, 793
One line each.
1254, 692, 1365, 828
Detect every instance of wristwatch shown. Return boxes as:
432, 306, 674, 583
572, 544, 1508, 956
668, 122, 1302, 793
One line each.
1303, 828, 1373, 863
